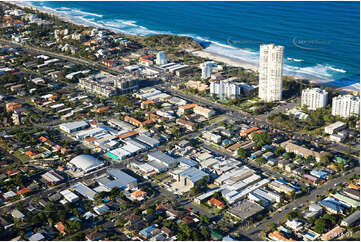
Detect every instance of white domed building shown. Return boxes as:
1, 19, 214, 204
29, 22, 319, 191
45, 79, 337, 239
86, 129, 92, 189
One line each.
69, 155, 104, 173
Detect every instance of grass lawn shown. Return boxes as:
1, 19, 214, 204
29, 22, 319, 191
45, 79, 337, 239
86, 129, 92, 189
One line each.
209, 115, 227, 124
13, 150, 30, 162
152, 172, 170, 182
200, 202, 222, 214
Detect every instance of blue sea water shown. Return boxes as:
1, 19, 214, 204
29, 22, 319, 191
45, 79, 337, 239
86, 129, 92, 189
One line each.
28, 1, 360, 89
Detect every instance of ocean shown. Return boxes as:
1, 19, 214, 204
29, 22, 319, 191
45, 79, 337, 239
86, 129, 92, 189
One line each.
27, 1, 360, 90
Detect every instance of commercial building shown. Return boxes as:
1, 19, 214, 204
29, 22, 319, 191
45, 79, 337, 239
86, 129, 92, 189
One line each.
268, 180, 294, 194
227, 199, 264, 221
135, 134, 160, 148
319, 199, 344, 214
324, 121, 347, 135
332, 95, 360, 118
252, 188, 282, 203
175, 167, 208, 189
224, 179, 269, 204
96, 169, 137, 191
78, 71, 138, 97
156, 51, 168, 65
107, 147, 131, 160
194, 188, 222, 204
215, 166, 254, 185
59, 121, 89, 133
41, 169, 64, 185
301, 88, 328, 110
71, 182, 97, 201
200, 61, 213, 79
108, 119, 135, 132
343, 188, 360, 200
148, 151, 179, 169
258, 44, 284, 102
177, 157, 198, 168
60, 189, 80, 203
69, 155, 104, 173
331, 192, 360, 207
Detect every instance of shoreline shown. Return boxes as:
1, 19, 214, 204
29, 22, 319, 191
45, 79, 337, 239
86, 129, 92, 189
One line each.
12, 1, 359, 93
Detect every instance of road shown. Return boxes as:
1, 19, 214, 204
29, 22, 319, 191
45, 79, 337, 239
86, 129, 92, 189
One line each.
239, 166, 360, 240
0, 39, 122, 76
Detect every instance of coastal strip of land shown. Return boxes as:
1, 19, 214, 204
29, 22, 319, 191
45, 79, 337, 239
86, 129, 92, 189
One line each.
13, 1, 360, 93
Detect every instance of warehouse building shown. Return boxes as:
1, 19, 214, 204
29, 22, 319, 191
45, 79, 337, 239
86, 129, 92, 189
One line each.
59, 121, 89, 133
135, 134, 160, 148
148, 151, 179, 169
268, 180, 295, 194
227, 199, 264, 221
41, 169, 65, 185
96, 169, 137, 191
252, 188, 282, 203
106, 147, 131, 160
175, 167, 208, 189
60, 189, 80, 203
324, 121, 347, 135
69, 155, 104, 173
71, 182, 97, 201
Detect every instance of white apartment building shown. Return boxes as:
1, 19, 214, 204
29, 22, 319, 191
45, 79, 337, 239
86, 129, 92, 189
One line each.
210, 78, 242, 99
258, 44, 284, 102
200, 61, 213, 79
78, 71, 138, 97
301, 88, 328, 110
331, 95, 360, 118
156, 51, 168, 65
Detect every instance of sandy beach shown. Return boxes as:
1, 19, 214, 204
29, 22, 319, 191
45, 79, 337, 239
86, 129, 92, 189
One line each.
192, 50, 258, 72
192, 50, 360, 93
13, 1, 86, 26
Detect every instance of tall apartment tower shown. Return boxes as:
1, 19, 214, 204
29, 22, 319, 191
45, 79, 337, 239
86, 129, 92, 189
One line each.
210, 79, 241, 99
258, 44, 284, 102
301, 88, 328, 110
332, 95, 360, 118
156, 51, 168, 65
201, 61, 213, 79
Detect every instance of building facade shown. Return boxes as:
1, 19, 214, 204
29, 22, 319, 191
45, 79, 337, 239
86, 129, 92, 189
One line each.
200, 61, 213, 79
210, 78, 242, 99
156, 51, 168, 65
331, 95, 360, 118
78, 71, 138, 97
301, 88, 328, 110
258, 44, 284, 102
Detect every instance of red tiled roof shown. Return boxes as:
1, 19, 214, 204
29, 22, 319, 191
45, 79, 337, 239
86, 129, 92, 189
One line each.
17, 187, 30, 195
